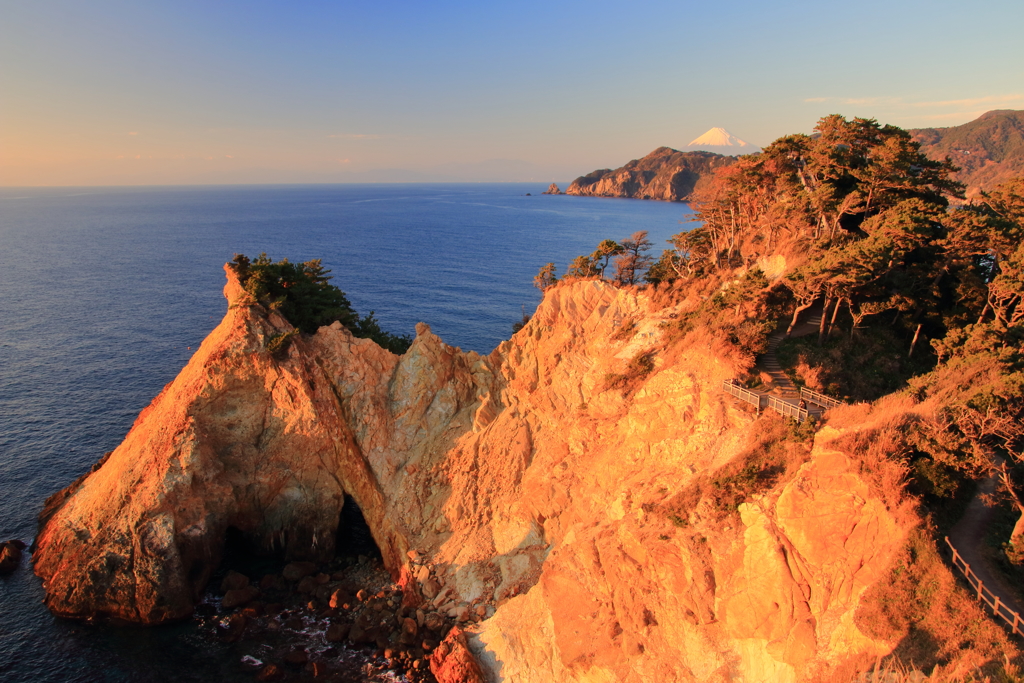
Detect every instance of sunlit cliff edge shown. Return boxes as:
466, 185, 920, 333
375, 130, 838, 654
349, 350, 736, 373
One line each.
33, 265, 1013, 682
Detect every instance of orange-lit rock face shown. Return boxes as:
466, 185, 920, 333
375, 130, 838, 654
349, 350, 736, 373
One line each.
34, 267, 909, 681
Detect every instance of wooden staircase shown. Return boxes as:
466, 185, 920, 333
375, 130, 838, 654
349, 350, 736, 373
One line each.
758, 307, 822, 398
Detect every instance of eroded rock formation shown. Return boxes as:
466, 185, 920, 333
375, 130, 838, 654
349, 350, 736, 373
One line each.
566, 147, 736, 201
36, 266, 919, 680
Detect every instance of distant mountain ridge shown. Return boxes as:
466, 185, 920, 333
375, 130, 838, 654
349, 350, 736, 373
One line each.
911, 110, 1024, 198
565, 147, 736, 202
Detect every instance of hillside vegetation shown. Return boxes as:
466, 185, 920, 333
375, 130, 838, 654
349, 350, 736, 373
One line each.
913, 109, 1024, 198
229, 253, 413, 354
538, 114, 1024, 678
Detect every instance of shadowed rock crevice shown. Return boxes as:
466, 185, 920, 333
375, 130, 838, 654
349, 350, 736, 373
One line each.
336, 494, 382, 561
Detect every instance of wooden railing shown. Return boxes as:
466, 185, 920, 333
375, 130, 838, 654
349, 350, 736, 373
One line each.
799, 387, 844, 410
945, 536, 1024, 637
723, 381, 822, 422
767, 395, 809, 422
722, 380, 764, 413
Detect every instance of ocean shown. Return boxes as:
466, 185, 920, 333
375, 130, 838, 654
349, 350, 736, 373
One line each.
0, 183, 693, 681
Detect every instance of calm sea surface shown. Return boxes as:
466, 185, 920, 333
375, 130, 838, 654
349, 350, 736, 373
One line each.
0, 183, 693, 681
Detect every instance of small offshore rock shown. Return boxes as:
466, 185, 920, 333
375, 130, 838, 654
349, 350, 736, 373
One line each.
402, 616, 418, 637
421, 579, 440, 600
424, 611, 446, 633
329, 588, 350, 609
222, 586, 259, 610
314, 584, 334, 604
432, 588, 451, 607
220, 570, 250, 592
0, 541, 24, 575
241, 604, 263, 618
282, 561, 318, 582
256, 664, 284, 682
217, 613, 247, 643
326, 622, 350, 642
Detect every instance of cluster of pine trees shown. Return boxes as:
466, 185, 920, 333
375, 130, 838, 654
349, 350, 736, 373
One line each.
230, 253, 413, 354
536, 114, 1024, 554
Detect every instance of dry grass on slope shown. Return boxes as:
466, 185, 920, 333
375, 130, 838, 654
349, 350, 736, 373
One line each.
851, 527, 1020, 682
657, 411, 814, 530
821, 397, 1022, 682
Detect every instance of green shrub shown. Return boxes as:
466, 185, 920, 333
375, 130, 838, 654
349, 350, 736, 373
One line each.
231, 253, 412, 354
266, 329, 299, 358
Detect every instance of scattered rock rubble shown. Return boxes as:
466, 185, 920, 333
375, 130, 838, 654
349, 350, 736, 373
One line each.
196, 551, 487, 683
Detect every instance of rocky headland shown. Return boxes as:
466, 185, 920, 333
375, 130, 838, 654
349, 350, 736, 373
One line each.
32, 264, 1012, 681
566, 147, 735, 202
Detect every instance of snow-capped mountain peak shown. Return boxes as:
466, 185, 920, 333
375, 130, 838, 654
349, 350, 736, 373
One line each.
687, 127, 754, 148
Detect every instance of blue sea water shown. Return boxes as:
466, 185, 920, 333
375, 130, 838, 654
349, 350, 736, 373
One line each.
0, 183, 693, 681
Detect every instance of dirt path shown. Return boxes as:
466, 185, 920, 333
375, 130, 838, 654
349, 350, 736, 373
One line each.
948, 473, 1024, 624
759, 308, 1024, 630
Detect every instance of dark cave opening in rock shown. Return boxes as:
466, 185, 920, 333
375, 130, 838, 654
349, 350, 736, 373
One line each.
212, 525, 287, 584
336, 494, 381, 561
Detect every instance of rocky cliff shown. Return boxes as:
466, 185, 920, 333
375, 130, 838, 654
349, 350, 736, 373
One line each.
566, 148, 736, 201
34, 266, 939, 680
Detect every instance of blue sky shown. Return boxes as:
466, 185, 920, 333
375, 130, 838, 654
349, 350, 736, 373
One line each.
2, 0, 1022, 185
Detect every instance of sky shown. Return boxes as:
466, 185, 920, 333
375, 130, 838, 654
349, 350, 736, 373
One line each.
2, 0, 1023, 186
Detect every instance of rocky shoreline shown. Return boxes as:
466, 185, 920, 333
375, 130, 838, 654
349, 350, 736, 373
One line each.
195, 551, 483, 682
